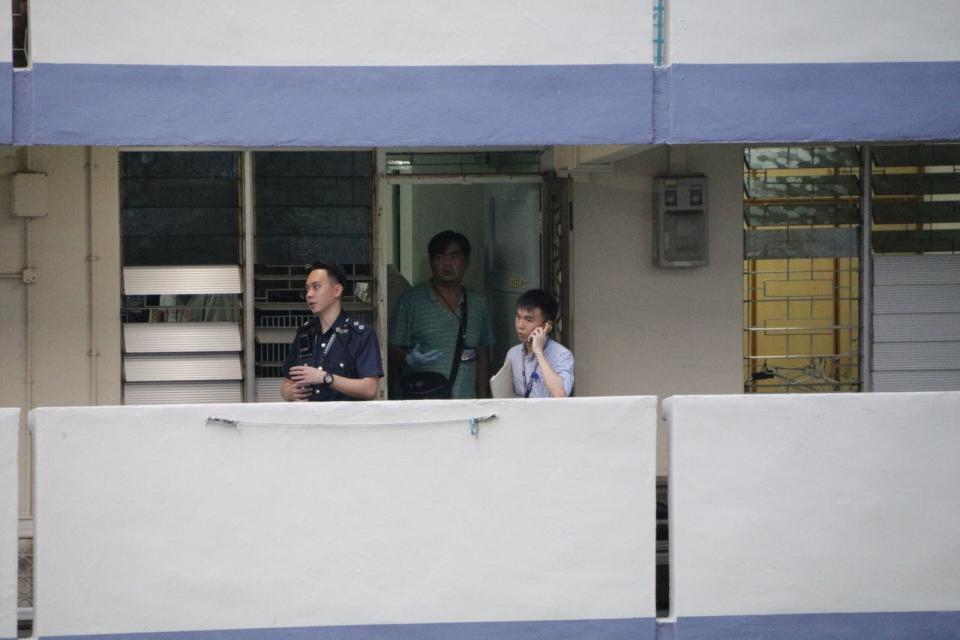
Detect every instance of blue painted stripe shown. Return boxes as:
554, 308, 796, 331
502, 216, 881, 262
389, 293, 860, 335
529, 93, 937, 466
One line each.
661, 61, 960, 143
40, 618, 653, 640
674, 610, 960, 640
0, 63, 12, 143
20, 63, 653, 147
12, 61, 960, 145
652, 66, 671, 143
12, 68, 32, 143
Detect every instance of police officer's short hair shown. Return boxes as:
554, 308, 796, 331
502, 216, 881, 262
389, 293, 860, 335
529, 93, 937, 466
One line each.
516, 289, 558, 323
428, 230, 472, 259
308, 261, 348, 288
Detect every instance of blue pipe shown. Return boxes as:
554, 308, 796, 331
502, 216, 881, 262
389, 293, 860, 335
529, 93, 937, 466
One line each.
653, 0, 665, 66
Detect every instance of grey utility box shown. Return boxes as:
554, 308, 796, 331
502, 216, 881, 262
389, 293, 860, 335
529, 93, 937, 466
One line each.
12, 173, 49, 218
653, 175, 708, 267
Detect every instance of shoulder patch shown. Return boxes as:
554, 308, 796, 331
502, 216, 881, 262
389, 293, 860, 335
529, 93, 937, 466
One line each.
346, 320, 369, 334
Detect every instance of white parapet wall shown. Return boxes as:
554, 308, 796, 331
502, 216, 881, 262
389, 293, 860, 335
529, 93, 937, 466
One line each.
0, 410, 16, 640
31, 397, 657, 639
665, 392, 960, 639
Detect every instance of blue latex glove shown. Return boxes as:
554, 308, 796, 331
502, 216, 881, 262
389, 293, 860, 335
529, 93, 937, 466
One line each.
406, 343, 443, 367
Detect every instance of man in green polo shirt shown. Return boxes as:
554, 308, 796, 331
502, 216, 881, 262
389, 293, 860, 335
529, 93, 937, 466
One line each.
389, 230, 494, 399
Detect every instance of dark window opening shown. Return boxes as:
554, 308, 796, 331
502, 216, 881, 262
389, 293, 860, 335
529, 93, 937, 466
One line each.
12, 0, 28, 68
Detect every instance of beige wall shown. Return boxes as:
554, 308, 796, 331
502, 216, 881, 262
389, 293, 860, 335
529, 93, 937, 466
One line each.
0, 146, 121, 516
570, 144, 744, 473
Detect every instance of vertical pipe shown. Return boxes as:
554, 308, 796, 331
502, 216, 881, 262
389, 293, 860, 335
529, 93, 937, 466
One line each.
23, 150, 34, 415
654, 0, 665, 66
832, 257, 840, 391
373, 152, 388, 399
860, 144, 873, 392
23, 220, 32, 410
86, 147, 98, 404
22, 149, 35, 519
749, 259, 758, 388
242, 151, 256, 402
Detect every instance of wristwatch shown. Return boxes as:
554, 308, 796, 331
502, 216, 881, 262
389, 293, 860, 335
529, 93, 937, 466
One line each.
322, 372, 334, 386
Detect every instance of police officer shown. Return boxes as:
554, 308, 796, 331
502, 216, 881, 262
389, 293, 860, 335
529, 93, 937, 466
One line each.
281, 261, 383, 401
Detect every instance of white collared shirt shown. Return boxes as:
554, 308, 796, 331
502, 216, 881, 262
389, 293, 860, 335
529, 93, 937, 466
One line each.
505, 338, 575, 398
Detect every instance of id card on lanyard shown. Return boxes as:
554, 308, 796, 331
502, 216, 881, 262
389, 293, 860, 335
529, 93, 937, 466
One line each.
522, 358, 540, 398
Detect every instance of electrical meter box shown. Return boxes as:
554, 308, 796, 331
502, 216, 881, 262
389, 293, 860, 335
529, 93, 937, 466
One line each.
12, 173, 49, 218
653, 175, 707, 267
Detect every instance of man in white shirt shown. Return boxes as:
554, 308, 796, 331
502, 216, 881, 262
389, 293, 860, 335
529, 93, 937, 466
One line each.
504, 289, 574, 398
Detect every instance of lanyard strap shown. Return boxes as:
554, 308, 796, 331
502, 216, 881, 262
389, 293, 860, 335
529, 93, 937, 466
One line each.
313, 324, 340, 369
447, 292, 469, 392
521, 355, 539, 398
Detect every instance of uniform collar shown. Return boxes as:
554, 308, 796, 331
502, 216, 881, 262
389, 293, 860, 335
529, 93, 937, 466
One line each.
313, 309, 348, 336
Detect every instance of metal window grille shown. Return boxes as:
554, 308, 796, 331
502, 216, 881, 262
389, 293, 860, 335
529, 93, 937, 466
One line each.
743, 146, 863, 392
18, 530, 33, 636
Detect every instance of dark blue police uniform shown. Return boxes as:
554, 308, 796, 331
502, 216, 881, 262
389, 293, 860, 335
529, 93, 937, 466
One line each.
281, 311, 384, 401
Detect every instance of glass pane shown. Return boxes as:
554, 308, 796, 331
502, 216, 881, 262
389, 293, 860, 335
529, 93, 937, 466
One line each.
120, 152, 240, 266
253, 151, 376, 380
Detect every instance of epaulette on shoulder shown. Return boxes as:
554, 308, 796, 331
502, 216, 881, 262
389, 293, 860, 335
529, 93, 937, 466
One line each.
343, 317, 369, 334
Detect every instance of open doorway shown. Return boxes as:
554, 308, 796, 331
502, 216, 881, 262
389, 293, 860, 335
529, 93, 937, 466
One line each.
383, 178, 542, 374
378, 151, 573, 398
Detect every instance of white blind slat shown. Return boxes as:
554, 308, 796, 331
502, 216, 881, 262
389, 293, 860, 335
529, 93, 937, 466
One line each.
123, 266, 242, 295
124, 323, 241, 353
124, 355, 242, 382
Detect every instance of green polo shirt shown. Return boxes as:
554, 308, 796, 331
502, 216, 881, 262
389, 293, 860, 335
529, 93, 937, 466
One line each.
389, 282, 494, 399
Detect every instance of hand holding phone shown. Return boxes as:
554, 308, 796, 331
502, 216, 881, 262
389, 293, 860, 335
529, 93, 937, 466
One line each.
529, 323, 550, 354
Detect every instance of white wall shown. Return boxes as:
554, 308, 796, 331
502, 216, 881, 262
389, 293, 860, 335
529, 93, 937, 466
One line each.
0, 409, 18, 640
37, 0, 960, 68
666, 392, 960, 617
0, 146, 121, 516
0, 1, 10, 63
670, 0, 960, 64
31, 0, 649, 66
31, 397, 657, 637
571, 145, 744, 473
